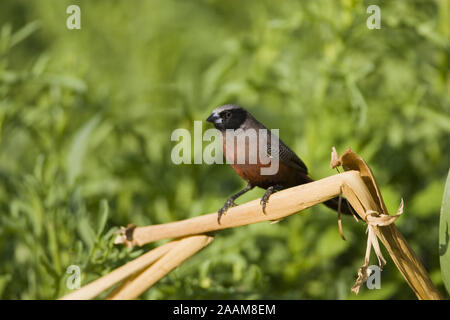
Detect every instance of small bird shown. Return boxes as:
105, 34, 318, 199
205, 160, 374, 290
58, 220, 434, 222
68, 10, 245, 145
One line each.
206, 104, 354, 224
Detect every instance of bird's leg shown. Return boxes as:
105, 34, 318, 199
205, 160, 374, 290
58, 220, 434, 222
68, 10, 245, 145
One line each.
260, 185, 284, 214
218, 183, 254, 224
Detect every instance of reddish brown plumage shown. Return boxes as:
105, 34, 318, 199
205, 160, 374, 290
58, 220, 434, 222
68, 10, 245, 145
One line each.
230, 161, 312, 189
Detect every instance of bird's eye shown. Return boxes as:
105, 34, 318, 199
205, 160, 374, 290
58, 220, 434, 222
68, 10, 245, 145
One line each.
224, 111, 232, 119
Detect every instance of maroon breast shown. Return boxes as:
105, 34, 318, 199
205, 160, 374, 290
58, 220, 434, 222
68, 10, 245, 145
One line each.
222, 131, 312, 189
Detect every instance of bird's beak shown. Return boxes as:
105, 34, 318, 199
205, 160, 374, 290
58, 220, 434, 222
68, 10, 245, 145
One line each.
206, 112, 222, 124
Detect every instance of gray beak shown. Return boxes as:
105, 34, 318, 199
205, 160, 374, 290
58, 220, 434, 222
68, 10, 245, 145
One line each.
206, 112, 221, 124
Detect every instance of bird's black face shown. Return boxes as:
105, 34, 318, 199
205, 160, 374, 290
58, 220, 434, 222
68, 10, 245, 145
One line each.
206, 106, 248, 131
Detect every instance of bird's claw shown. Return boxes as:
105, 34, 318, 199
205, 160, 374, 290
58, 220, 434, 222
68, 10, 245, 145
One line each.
260, 185, 280, 215
217, 199, 237, 224
260, 196, 269, 215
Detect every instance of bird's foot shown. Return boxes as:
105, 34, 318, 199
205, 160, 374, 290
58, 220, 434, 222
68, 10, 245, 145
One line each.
217, 198, 237, 224
260, 186, 276, 214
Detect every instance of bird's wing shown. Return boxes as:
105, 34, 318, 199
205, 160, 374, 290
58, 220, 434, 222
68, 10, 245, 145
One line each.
266, 133, 308, 174
278, 139, 309, 174
248, 116, 309, 175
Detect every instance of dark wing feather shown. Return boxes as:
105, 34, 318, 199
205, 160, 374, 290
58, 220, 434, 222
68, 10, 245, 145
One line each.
266, 133, 308, 174
249, 116, 308, 175
278, 138, 308, 174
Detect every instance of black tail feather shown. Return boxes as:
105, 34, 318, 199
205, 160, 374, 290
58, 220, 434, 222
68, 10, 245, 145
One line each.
324, 196, 358, 218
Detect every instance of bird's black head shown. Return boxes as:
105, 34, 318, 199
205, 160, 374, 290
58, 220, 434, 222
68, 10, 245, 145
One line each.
206, 104, 248, 131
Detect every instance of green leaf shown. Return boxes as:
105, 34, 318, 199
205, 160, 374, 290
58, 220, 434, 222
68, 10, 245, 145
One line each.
439, 169, 450, 296
66, 115, 101, 186
77, 216, 96, 250
10, 21, 41, 48
96, 199, 109, 238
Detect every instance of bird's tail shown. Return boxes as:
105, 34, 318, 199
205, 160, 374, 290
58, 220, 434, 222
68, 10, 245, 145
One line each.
323, 196, 357, 217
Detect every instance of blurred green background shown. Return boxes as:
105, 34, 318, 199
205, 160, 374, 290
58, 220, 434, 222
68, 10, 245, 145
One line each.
0, 0, 448, 299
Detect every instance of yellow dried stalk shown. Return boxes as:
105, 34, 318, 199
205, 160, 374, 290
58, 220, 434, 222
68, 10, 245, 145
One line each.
60, 240, 179, 300
336, 148, 442, 299
107, 235, 214, 300
62, 148, 442, 300
115, 171, 357, 247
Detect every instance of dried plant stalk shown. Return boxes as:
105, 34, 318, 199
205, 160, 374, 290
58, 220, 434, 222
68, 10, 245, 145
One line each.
67, 148, 442, 300
113, 160, 441, 299
108, 235, 214, 300
337, 148, 442, 300
59, 240, 179, 300
116, 171, 359, 247
376, 224, 442, 299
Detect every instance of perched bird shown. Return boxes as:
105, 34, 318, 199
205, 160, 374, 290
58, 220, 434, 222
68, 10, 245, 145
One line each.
206, 104, 354, 224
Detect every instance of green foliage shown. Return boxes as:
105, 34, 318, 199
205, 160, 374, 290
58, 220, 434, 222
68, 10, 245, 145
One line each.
0, 0, 448, 299
440, 170, 450, 296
